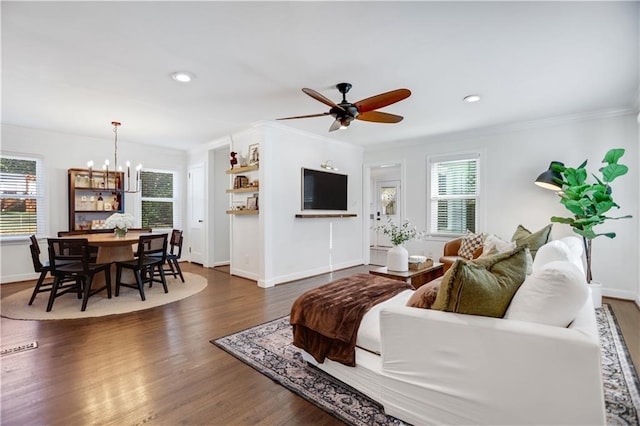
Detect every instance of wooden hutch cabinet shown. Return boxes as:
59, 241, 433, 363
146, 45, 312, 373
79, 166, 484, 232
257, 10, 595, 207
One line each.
68, 168, 125, 231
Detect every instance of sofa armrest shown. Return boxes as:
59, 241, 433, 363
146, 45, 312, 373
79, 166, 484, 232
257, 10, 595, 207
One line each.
378, 306, 605, 425
442, 237, 463, 256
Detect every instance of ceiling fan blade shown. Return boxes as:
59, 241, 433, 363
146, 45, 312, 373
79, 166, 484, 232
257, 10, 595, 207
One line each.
302, 88, 346, 112
276, 112, 331, 120
356, 111, 404, 123
328, 119, 342, 132
354, 89, 411, 113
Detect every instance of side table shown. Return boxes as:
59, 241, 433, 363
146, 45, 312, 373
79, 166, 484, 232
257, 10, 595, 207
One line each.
369, 263, 444, 289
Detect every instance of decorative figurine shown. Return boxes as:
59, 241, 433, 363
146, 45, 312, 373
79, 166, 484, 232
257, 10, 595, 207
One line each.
230, 151, 238, 169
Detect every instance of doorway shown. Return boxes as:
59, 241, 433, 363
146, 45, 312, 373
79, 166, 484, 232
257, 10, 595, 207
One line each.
368, 163, 402, 266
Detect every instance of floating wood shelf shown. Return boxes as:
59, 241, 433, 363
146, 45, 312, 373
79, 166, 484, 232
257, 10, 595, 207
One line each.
226, 187, 259, 193
226, 165, 259, 174
295, 213, 357, 218
226, 209, 259, 215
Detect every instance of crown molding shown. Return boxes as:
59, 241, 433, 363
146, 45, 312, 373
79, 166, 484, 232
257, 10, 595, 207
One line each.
366, 107, 639, 152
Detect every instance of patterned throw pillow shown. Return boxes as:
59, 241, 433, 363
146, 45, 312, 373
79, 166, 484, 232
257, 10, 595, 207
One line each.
457, 230, 485, 260
406, 277, 442, 309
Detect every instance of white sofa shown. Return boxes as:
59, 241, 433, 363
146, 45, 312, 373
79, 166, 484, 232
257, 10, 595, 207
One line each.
302, 237, 606, 425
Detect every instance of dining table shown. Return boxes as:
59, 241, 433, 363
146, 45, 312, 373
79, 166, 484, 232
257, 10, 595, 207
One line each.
59, 231, 156, 288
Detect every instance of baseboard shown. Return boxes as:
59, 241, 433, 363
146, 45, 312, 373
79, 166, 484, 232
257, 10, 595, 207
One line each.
258, 259, 364, 288
602, 288, 638, 301
1, 272, 39, 285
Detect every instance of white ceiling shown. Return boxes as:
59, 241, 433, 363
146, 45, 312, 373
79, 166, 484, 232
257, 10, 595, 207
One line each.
2, 1, 638, 150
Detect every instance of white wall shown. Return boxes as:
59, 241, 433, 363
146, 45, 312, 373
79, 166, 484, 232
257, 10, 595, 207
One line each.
1, 124, 187, 283
221, 122, 364, 287
212, 146, 230, 266
365, 112, 639, 301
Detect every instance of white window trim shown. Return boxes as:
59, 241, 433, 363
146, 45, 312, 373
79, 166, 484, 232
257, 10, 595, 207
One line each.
0, 152, 46, 241
426, 151, 482, 238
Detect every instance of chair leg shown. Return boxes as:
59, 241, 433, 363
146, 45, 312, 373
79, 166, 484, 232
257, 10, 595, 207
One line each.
76, 278, 83, 299
104, 267, 112, 299
28, 270, 49, 305
166, 259, 178, 279
81, 276, 91, 311
158, 264, 169, 293
134, 270, 146, 301
172, 259, 184, 283
115, 265, 122, 297
46, 276, 61, 312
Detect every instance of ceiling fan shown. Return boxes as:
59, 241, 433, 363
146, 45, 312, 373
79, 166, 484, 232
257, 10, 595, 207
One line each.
277, 83, 411, 132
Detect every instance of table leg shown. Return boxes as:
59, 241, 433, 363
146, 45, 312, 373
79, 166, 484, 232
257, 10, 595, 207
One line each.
95, 245, 135, 289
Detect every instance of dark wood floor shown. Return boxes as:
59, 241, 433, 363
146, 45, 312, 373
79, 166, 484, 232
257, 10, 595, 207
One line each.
1, 263, 638, 425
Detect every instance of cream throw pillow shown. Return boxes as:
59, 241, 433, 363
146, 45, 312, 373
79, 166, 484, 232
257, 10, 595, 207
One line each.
479, 234, 516, 258
504, 260, 588, 327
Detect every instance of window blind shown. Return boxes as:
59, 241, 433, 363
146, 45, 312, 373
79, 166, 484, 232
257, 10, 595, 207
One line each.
429, 156, 479, 235
140, 170, 176, 229
0, 155, 45, 237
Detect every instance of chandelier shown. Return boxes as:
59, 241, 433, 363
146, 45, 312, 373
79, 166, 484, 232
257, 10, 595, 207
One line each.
87, 121, 142, 193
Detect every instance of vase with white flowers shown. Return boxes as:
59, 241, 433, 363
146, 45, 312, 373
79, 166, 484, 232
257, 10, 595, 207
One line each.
374, 218, 425, 272
105, 212, 135, 237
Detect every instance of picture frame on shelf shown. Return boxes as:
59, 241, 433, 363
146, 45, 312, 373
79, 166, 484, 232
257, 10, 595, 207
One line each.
246, 196, 258, 210
248, 143, 259, 165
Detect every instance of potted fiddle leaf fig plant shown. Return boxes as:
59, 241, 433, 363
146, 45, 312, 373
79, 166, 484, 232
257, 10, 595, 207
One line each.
550, 148, 631, 287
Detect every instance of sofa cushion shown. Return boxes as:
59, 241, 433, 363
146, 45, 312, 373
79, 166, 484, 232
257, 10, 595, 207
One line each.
457, 230, 485, 260
406, 277, 442, 309
432, 246, 528, 318
557, 236, 586, 275
532, 239, 572, 270
511, 224, 552, 259
356, 290, 413, 354
504, 260, 588, 327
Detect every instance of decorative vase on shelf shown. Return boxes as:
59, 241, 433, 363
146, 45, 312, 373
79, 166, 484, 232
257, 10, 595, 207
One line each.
114, 227, 128, 238
387, 245, 409, 272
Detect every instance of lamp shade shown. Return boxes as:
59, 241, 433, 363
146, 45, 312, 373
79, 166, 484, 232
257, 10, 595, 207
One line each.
534, 161, 564, 191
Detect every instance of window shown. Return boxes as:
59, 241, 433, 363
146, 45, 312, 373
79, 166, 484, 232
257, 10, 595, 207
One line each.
140, 170, 178, 229
428, 153, 479, 235
0, 154, 45, 237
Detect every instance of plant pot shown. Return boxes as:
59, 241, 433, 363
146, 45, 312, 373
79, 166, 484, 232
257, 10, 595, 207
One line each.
114, 227, 128, 238
589, 281, 602, 309
387, 245, 408, 272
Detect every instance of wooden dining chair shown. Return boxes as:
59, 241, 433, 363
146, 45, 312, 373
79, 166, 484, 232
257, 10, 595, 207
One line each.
28, 235, 55, 305
115, 233, 168, 301
47, 238, 112, 312
152, 229, 184, 283
57, 230, 100, 262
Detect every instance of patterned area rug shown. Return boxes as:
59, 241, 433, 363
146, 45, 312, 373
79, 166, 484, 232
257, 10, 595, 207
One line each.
212, 304, 640, 426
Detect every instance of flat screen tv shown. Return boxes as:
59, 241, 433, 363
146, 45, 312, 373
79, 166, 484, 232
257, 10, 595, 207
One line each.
301, 168, 348, 211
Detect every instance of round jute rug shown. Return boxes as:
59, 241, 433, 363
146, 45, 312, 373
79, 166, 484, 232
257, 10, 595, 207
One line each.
1, 272, 207, 320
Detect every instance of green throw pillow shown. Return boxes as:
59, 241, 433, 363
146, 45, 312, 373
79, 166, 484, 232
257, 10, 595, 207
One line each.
511, 224, 552, 259
431, 246, 528, 318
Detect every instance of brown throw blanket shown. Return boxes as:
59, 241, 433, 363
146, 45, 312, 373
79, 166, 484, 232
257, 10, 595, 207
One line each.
290, 273, 412, 367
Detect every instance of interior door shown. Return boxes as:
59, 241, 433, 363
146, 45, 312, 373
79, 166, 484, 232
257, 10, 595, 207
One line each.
188, 163, 205, 264
374, 179, 401, 247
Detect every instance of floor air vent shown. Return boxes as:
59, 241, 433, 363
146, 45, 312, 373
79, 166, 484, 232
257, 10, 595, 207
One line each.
1, 341, 38, 356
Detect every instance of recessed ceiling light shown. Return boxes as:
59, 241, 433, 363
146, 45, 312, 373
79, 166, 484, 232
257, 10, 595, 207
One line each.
170, 71, 195, 83
463, 94, 481, 103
